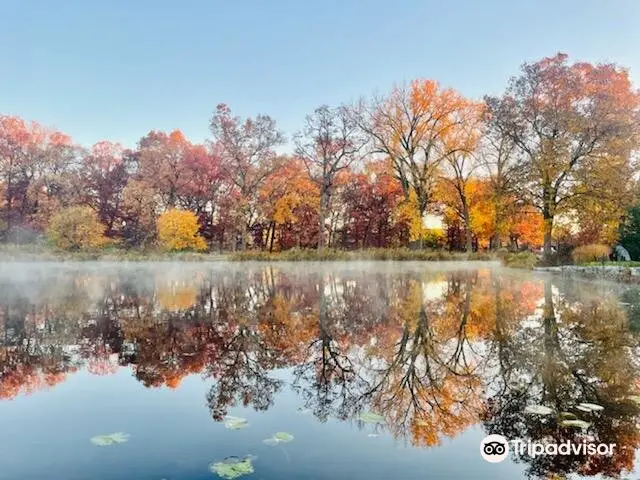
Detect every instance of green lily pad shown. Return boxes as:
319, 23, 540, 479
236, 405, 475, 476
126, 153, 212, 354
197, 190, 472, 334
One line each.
558, 412, 578, 420
224, 416, 249, 430
263, 431, 294, 446
524, 405, 553, 415
560, 419, 591, 430
90, 432, 130, 446
359, 411, 386, 424
209, 456, 254, 479
578, 402, 604, 412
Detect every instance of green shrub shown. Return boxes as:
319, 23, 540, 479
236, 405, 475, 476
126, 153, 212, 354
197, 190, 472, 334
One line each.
572, 244, 611, 264
500, 251, 538, 269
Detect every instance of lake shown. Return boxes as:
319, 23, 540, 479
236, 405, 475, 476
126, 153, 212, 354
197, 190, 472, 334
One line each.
1, 261, 640, 480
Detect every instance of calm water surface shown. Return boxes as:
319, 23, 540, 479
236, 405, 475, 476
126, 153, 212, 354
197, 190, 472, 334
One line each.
2, 261, 640, 480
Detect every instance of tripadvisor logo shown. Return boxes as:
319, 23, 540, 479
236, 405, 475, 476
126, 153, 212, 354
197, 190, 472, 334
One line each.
480, 434, 616, 463
480, 434, 509, 463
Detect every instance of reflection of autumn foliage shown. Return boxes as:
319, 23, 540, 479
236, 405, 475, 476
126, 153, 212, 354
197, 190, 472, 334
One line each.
366, 274, 488, 447
122, 316, 216, 389
257, 293, 317, 364
0, 350, 78, 400
482, 280, 640, 479
86, 346, 119, 376
2, 265, 640, 480
156, 282, 198, 312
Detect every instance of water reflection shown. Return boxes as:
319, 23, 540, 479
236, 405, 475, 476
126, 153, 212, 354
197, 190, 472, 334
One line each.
1, 264, 640, 479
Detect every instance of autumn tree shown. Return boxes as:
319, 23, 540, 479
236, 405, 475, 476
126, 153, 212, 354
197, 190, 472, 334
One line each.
120, 179, 157, 247
355, 81, 485, 242
259, 156, 319, 251
341, 160, 405, 248
156, 208, 207, 252
210, 104, 285, 250
480, 109, 526, 249
78, 141, 130, 236
486, 53, 640, 258
46, 206, 109, 251
180, 143, 226, 241
295, 105, 366, 249
0, 115, 77, 239
137, 130, 191, 210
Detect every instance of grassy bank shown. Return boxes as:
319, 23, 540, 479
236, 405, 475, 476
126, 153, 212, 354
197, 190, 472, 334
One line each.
0, 244, 225, 262
228, 248, 495, 262
0, 243, 539, 268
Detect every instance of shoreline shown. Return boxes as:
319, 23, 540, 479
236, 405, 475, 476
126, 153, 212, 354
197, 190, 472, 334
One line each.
535, 265, 640, 284
0, 245, 500, 263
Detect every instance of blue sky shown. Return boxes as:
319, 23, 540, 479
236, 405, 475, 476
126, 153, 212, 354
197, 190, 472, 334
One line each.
1, 0, 639, 150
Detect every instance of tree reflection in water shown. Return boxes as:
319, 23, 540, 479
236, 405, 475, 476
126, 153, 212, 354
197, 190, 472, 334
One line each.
1, 265, 639, 479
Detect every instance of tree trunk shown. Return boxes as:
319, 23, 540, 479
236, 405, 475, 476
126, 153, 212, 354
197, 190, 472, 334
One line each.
240, 227, 247, 251
542, 186, 555, 260
542, 278, 560, 406
269, 221, 276, 252
463, 207, 473, 253
318, 188, 328, 250
543, 213, 553, 259
490, 233, 501, 250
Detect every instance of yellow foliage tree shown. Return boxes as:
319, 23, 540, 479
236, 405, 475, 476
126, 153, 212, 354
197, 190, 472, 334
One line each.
156, 209, 207, 252
46, 206, 109, 251
393, 190, 423, 242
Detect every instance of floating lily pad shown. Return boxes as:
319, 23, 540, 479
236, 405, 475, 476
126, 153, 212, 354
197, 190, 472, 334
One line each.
90, 432, 130, 446
560, 419, 591, 430
224, 416, 249, 430
559, 412, 578, 420
263, 431, 294, 446
524, 405, 554, 415
209, 456, 254, 479
578, 403, 604, 412
358, 411, 386, 424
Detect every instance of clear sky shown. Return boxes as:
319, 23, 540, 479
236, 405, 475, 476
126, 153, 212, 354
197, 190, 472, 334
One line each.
2, 0, 639, 150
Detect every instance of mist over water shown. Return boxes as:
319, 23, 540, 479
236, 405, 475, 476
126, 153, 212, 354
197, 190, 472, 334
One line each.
1, 261, 640, 480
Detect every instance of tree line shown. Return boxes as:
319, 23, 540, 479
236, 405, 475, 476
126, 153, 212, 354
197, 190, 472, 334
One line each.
1, 53, 639, 257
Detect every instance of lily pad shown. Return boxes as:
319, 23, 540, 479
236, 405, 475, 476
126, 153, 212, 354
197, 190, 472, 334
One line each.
358, 411, 386, 424
558, 412, 578, 420
560, 419, 591, 430
209, 456, 254, 479
90, 432, 130, 446
263, 431, 294, 446
578, 402, 604, 412
224, 416, 249, 430
524, 405, 554, 415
